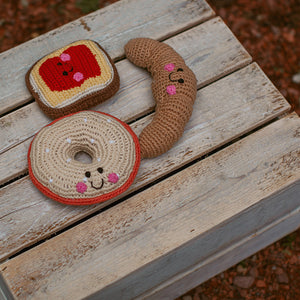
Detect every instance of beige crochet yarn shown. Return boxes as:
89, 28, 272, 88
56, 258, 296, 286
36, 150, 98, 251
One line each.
125, 38, 197, 158
28, 111, 140, 205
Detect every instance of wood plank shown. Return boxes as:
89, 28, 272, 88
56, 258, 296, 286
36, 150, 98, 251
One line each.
0, 0, 214, 115
0, 17, 252, 161
1, 113, 299, 300
139, 203, 300, 300
0, 63, 291, 262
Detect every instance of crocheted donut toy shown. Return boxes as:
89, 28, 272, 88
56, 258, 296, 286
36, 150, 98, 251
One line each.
26, 40, 120, 119
28, 111, 140, 205
125, 38, 197, 158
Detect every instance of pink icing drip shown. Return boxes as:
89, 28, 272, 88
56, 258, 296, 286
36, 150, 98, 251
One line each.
166, 85, 176, 95
108, 173, 119, 183
76, 182, 87, 193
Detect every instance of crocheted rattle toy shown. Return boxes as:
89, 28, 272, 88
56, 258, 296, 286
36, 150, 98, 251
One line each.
27, 38, 197, 205
26, 40, 120, 119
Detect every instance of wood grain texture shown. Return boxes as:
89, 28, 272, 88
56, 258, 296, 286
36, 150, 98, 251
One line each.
0, 17, 252, 168
140, 202, 300, 300
0, 0, 214, 115
1, 113, 299, 300
0, 63, 291, 262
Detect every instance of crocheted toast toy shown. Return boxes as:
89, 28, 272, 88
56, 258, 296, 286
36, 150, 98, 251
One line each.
26, 40, 120, 119
124, 38, 197, 158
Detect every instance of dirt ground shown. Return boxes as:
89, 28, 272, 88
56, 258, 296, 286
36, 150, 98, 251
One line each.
0, 0, 299, 299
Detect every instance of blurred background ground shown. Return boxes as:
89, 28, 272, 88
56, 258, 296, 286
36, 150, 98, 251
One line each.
0, 0, 299, 299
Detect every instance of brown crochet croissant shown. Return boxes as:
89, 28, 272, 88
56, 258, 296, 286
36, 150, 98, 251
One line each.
125, 38, 197, 158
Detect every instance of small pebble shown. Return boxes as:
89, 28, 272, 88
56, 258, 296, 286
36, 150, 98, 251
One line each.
250, 267, 259, 277
277, 272, 289, 283
256, 279, 266, 288
239, 289, 248, 297
237, 264, 247, 274
45, 148, 50, 153
192, 293, 201, 300
289, 255, 299, 264
91, 138, 95, 144
233, 275, 255, 289
292, 72, 300, 84
251, 255, 257, 261
66, 138, 71, 143
200, 295, 208, 300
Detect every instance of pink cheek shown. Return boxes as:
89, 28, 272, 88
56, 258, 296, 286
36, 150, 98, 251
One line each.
73, 72, 84, 82
166, 85, 176, 95
164, 63, 175, 72
108, 173, 119, 183
76, 182, 87, 193
60, 53, 71, 62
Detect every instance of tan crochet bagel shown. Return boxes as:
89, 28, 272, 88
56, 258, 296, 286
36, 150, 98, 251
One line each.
125, 38, 197, 158
28, 111, 140, 205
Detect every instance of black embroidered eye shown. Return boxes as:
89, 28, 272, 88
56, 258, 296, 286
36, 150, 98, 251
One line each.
177, 68, 183, 72
63, 71, 68, 76
85, 171, 91, 178
178, 78, 184, 83
57, 62, 62, 66
97, 167, 103, 174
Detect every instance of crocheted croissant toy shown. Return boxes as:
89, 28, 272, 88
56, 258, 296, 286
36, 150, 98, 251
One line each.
125, 38, 197, 158
27, 38, 197, 205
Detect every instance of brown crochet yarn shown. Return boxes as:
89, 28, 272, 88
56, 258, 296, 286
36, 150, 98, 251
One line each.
26, 40, 120, 119
125, 38, 197, 158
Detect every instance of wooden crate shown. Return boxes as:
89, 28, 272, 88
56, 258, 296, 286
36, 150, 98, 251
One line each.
0, 0, 299, 299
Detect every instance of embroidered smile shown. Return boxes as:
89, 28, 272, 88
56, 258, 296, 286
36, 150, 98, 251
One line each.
168, 68, 184, 83
91, 179, 104, 190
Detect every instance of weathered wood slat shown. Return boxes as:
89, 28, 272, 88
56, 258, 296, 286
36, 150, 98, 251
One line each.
0, 0, 214, 115
0, 17, 252, 163
140, 203, 300, 300
1, 113, 299, 300
0, 63, 290, 262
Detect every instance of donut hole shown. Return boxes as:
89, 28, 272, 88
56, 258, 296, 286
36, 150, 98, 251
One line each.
74, 151, 93, 164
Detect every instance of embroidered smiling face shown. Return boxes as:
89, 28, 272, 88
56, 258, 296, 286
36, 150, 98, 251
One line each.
151, 61, 195, 105
85, 167, 105, 190
164, 63, 185, 95
76, 167, 120, 194
28, 111, 140, 205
